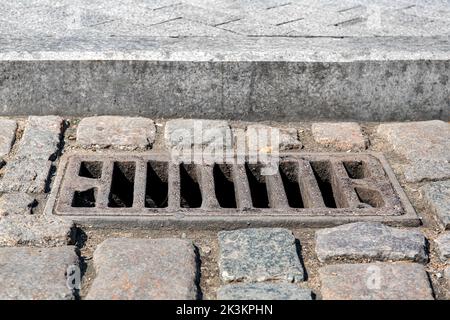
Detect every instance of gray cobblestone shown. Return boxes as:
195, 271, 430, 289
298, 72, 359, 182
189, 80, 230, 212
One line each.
86, 238, 198, 300
421, 180, 450, 229
217, 283, 313, 300
319, 263, 434, 300
246, 124, 301, 152
435, 232, 450, 262
0, 192, 35, 217
0, 116, 63, 193
377, 121, 450, 182
218, 228, 304, 283
0, 118, 16, 158
0, 246, 79, 300
0, 214, 75, 247
315, 222, 428, 263
164, 119, 232, 150
76, 116, 156, 148
312, 122, 367, 151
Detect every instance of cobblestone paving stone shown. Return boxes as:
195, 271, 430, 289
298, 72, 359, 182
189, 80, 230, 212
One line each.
0, 192, 36, 216
0, 246, 79, 300
421, 180, 450, 229
0, 214, 75, 247
311, 122, 367, 151
164, 119, 232, 150
218, 228, 304, 283
76, 116, 156, 148
246, 124, 302, 151
377, 121, 450, 182
435, 232, 450, 262
86, 238, 198, 300
319, 262, 434, 300
217, 283, 313, 300
0, 116, 63, 193
0, 118, 16, 158
315, 222, 428, 263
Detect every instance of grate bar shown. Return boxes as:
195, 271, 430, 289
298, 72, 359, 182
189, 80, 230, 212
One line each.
330, 161, 361, 208
133, 160, 147, 209
232, 164, 253, 209
297, 160, 326, 208
266, 167, 289, 209
97, 160, 113, 209
200, 165, 220, 209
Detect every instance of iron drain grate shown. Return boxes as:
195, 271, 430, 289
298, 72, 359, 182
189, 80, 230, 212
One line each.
46, 152, 420, 228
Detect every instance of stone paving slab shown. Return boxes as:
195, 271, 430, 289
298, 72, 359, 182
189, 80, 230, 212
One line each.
246, 124, 301, 152
0, 192, 36, 216
76, 116, 156, 148
86, 238, 198, 300
377, 121, 450, 182
435, 232, 450, 262
421, 180, 450, 229
0, 118, 16, 158
217, 283, 313, 300
315, 222, 428, 263
0, 214, 75, 247
311, 122, 367, 151
319, 262, 434, 300
0, 246, 79, 300
218, 228, 304, 283
164, 119, 232, 150
0, 116, 63, 193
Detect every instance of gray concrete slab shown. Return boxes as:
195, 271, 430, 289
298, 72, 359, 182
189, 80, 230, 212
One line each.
0, 0, 449, 120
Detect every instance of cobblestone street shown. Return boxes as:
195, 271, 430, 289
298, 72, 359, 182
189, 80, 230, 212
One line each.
0, 116, 448, 300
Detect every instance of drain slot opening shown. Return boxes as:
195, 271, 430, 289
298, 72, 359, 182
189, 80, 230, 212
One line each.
72, 188, 96, 207
180, 163, 202, 208
310, 161, 337, 208
213, 164, 237, 208
79, 161, 102, 179
343, 161, 365, 179
145, 161, 168, 208
245, 163, 269, 208
355, 187, 384, 208
108, 162, 135, 208
279, 162, 304, 208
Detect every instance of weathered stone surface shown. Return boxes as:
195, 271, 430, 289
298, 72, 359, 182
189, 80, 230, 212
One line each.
377, 121, 450, 182
445, 266, 450, 287
86, 238, 198, 300
164, 119, 232, 149
76, 116, 156, 148
315, 222, 428, 263
0, 116, 63, 193
0, 246, 79, 300
435, 232, 450, 262
218, 228, 304, 283
421, 180, 450, 229
0, 192, 35, 216
311, 122, 367, 151
246, 124, 301, 152
217, 283, 313, 300
319, 263, 434, 300
0, 118, 16, 157
0, 214, 75, 247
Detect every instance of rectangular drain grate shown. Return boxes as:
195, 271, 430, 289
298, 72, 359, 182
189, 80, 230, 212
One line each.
45, 152, 420, 228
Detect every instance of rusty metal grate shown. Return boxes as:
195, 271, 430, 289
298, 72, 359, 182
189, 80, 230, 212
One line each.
46, 152, 419, 228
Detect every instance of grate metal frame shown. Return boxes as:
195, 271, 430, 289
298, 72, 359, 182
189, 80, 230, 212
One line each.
44, 151, 420, 228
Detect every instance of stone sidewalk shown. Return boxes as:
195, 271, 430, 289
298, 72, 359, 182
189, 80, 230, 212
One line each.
0, 116, 448, 299
1, 1, 449, 119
